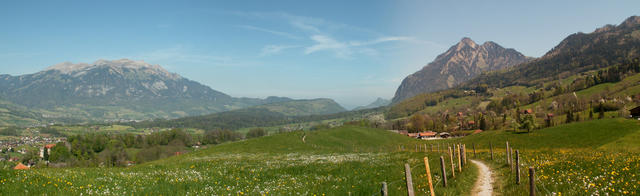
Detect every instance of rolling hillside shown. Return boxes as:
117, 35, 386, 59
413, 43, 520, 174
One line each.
0, 126, 477, 195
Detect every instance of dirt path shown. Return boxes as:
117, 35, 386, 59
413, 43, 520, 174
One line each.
470, 160, 493, 196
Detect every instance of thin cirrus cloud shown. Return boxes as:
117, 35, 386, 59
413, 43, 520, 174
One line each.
231, 11, 435, 59
259, 45, 300, 57
304, 35, 416, 58
234, 25, 303, 40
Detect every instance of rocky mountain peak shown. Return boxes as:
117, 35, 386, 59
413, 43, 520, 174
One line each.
392, 38, 530, 102
621, 15, 640, 28
456, 37, 478, 50
45, 59, 180, 80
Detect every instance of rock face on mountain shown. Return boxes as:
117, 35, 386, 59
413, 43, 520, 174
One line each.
392, 38, 530, 102
0, 59, 340, 121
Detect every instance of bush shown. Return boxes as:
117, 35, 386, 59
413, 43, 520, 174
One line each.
0, 127, 20, 136
593, 102, 621, 112
246, 128, 267, 139
203, 130, 241, 145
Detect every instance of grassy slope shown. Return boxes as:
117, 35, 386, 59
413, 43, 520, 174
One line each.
0, 126, 477, 195
456, 118, 640, 150
428, 118, 640, 195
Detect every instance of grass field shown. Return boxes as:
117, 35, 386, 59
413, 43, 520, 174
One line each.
0, 126, 477, 195
429, 118, 640, 195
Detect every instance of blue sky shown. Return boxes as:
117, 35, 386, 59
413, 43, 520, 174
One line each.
1, 1, 639, 109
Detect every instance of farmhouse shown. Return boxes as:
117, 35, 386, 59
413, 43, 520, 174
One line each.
630, 106, 640, 118
439, 132, 451, 138
523, 108, 534, 114
418, 131, 437, 139
40, 143, 57, 158
14, 162, 29, 170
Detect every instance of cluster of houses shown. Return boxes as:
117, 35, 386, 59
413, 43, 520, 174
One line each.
0, 136, 65, 149
390, 130, 451, 140
4, 143, 58, 170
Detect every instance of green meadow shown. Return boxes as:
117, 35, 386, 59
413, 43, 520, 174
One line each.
0, 126, 476, 195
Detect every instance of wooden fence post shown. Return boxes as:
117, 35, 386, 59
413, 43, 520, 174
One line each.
440, 156, 447, 187
449, 147, 455, 178
489, 142, 494, 160
510, 148, 514, 171
473, 143, 476, 158
516, 150, 520, 185
424, 157, 435, 196
405, 163, 415, 196
381, 182, 388, 196
463, 144, 467, 165
457, 144, 462, 172
506, 141, 510, 165
529, 167, 535, 196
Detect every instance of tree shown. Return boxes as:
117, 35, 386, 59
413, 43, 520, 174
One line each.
502, 113, 507, 125
589, 109, 594, 119
409, 113, 426, 132
49, 142, 71, 163
521, 115, 537, 133
510, 118, 520, 132
598, 103, 605, 119
479, 114, 488, 131
43, 147, 49, 161
21, 148, 39, 165
246, 128, 267, 139
566, 110, 574, 123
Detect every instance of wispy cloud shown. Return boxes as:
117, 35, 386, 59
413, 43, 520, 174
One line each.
235, 25, 303, 40
259, 45, 300, 57
304, 35, 418, 58
226, 11, 440, 59
304, 35, 351, 58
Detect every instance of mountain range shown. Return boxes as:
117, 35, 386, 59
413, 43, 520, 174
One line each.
464, 15, 640, 89
392, 37, 531, 102
0, 59, 345, 124
388, 15, 640, 119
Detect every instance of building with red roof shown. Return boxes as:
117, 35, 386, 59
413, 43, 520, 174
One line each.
14, 163, 29, 170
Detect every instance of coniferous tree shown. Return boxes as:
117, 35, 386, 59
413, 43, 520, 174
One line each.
566, 110, 573, 123
479, 115, 488, 131
43, 147, 49, 161
598, 103, 605, 119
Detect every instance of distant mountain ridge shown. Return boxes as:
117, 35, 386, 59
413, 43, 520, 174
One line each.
0, 59, 343, 123
253, 98, 346, 116
353, 97, 390, 111
392, 38, 530, 102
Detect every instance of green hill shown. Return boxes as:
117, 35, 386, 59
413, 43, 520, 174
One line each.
455, 118, 640, 150
252, 98, 346, 116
